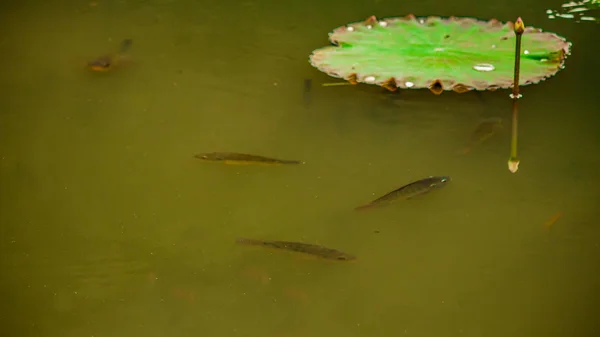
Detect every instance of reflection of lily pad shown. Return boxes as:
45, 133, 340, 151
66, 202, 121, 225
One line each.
547, 0, 599, 23
309, 15, 572, 94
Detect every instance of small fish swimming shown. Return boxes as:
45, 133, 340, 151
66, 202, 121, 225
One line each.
236, 238, 356, 261
194, 152, 304, 165
543, 211, 563, 230
88, 39, 133, 72
303, 78, 312, 108
460, 117, 503, 154
355, 176, 450, 211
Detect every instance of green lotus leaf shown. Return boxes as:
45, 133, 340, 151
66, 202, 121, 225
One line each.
309, 15, 572, 94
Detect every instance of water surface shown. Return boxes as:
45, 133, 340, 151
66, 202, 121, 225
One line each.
1, 1, 599, 336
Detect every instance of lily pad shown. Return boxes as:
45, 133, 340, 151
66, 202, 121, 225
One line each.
547, 0, 599, 23
309, 15, 572, 94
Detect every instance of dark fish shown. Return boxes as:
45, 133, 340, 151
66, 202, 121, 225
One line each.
119, 39, 133, 53
460, 117, 503, 154
355, 176, 450, 211
303, 78, 312, 108
88, 39, 133, 72
194, 152, 304, 165
236, 238, 355, 261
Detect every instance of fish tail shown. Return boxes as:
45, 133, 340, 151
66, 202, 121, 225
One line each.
459, 146, 471, 155
354, 203, 375, 211
236, 238, 261, 246
282, 160, 304, 165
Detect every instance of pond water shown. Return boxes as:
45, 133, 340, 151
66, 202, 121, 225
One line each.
1, 0, 599, 336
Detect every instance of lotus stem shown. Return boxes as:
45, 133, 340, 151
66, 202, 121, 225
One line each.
508, 17, 524, 173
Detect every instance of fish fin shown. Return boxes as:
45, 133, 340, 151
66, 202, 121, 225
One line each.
459, 146, 471, 155
543, 212, 563, 230
236, 238, 259, 245
120, 39, 133, 52
354, 203, 375, 211
89, 66, 110, 72
223, 160, 248, 165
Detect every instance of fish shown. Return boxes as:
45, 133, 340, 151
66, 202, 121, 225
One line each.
88, 39, 133, 72
355, 176, 450, 211
303, 78, 312, 108
543, 211, 563, 230
194, 152, 304, 165
460, 117, 503, 154
236, 238, 356, 261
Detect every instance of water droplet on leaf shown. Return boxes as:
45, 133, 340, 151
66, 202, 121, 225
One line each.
473, 63, 495, 72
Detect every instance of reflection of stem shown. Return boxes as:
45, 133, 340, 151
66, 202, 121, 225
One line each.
322, 82, 353, 87
508, 17, 524, 173
509, 100, 519, 164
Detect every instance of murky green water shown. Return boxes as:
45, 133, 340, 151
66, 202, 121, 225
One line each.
1, 0, 599, 336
